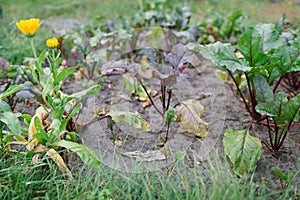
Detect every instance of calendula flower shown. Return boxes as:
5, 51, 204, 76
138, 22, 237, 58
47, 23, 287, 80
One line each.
46, 37, 59, 48
16, 18, 41, 37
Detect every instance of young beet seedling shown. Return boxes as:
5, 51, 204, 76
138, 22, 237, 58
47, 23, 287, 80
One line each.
272, 167, 297, 190
100, 45, 209, 145
132, 62, 177, 144
135, 44, 209, 144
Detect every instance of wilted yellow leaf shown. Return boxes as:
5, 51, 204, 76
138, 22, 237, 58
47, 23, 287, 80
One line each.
215, 70, 229, 83
162, 143, 169, 157
176, 99, 209, 137
27, 107, 49, 151
150, 89, 158, 97
156, 142, 165, 147
46, 148, 74, 180
74, 68, 89, 79
31, 153, 40, 164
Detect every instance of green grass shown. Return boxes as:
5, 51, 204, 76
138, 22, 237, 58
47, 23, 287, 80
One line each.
1, 0, 300, 23
0, 0, 139, 21
1, 151, 299, 199
189, 0, 300, 25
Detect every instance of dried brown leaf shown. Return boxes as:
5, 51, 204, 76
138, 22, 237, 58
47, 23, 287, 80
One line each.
114, 139, 123, 148
143, 98, 152, 108
105, 98, 121, 105
95, 107, 109, 117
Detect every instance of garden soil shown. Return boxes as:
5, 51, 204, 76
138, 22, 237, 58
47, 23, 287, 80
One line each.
73, 58, 299, 187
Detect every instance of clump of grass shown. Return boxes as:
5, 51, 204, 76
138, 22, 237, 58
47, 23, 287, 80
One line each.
0, 153, 67, 199
1, 150, 298, 199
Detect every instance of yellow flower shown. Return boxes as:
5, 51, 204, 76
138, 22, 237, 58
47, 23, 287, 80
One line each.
150, 3, 155, 9
16, 18, 41, 37
46, 37, 59, 48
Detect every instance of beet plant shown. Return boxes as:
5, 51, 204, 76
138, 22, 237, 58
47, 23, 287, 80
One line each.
197, 23, 300, 176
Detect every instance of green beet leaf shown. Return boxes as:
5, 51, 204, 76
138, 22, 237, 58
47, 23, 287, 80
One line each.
267, 41, 300, 84
247, 65, 269, 80
253, 75, 274, 103
254, 23, 282, 53
109, 110, 151, 132
282, 94, 299, 122
255, 92, 287, 117
199, 42, 251, 72
223, 129, 262, 177
164, 107, 177, 124
122, 73, 150, 101
255, 92, 300, 124
237, 27, 268, 67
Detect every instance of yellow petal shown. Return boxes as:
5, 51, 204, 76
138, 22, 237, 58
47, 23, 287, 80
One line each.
46, 37, 59, 48
16, 18, 41, 36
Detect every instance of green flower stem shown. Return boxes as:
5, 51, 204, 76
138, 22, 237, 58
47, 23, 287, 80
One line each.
28, 37, 42, 87
29, 37, 37, 59
46, 54, 57, 86
46, 56, 53, 72
52, 49, 55, 59
138, 0, 143, 12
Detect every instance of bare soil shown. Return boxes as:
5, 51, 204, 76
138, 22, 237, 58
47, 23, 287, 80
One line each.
75, 54, 299, 190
